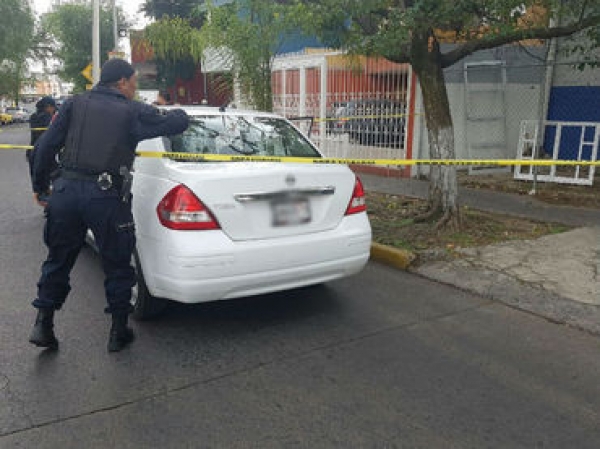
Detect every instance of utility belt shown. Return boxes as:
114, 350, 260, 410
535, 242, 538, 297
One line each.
61, 169, 123, 191
60, 167, 133, 202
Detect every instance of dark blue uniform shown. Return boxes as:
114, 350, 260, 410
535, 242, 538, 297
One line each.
32, 85, 189, 315
27, 108, 56, 182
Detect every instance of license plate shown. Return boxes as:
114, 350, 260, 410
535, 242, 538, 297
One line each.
271, 197, 311, 226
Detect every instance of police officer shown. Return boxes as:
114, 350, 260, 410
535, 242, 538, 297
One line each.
29, 96, 58, 146
27, 96, 58, 186
29, 58, 189, 352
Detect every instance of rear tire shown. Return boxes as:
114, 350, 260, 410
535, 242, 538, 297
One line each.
131, 249, 167, 320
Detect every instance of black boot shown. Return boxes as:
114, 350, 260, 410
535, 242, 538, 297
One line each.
107, 313, 135, 352
29, 308, 58, 349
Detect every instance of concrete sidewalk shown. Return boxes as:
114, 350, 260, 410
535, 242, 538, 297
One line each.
361, 174, 600, 335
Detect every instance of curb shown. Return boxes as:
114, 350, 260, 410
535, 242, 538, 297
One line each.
370, 242, 416, 270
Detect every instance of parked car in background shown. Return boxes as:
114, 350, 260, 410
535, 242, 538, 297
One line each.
0, 111, 13, 125
326, 101, 347, 133
5, 106, 31, 123
88, 106, 372, 319
328, 99, 406, 148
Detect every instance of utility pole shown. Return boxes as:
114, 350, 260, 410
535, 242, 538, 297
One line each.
92, 0, 100, 84
112, 0, 118, 51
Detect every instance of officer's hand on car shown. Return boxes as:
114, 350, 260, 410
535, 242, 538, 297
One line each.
34, 190, 51, 207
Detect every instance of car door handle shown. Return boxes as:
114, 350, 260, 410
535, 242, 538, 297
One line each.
234, 186, 336, 203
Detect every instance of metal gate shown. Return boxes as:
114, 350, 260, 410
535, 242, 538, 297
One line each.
272, 50, 413, 163
463, 61, 509, 174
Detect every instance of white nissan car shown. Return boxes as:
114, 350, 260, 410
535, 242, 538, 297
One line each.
118, 107, 371, 319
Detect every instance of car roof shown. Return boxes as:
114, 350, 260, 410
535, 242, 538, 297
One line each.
158, 105, 283, 120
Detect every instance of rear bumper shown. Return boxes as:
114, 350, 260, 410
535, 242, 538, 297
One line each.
138, 213, 371, 303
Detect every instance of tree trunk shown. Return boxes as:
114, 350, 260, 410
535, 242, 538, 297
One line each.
410, 32, 460, 229
14, 64, 21, 107
262, 58, 274, 112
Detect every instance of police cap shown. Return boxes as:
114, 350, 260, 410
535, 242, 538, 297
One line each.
100, 59, 135, 84
37, 96, 56, 110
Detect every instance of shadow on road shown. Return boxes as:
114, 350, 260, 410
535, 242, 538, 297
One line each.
143, 284, 343, 335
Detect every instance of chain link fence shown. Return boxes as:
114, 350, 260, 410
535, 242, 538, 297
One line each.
414, 48, 600, 183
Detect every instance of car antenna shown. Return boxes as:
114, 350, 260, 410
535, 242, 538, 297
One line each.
219, 97, 236, 113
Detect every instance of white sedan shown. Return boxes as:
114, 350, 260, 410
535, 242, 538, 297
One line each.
121, 107, 372, 319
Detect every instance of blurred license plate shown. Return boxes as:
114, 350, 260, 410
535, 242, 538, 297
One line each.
271, 197, 311, 226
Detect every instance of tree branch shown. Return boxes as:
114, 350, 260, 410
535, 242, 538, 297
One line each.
441, 14, 600, 68
579, 0, 590, 23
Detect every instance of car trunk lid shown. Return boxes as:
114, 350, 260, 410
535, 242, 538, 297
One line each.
161, 161, 357, 241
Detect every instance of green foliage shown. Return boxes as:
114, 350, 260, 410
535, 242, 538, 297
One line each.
0, 61, 25, 105
141, 0, 205, 22
144, 17, 200, 90
199, 0, 305, 110
0, 0, 35, 102
0, 0, 34, 62
42, 4, 124, 92
145, 17, 197, 61
298, 0, 600, 65
145, 0, 305, 111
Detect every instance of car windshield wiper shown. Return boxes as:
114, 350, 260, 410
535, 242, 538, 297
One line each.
236, 134, 262, 153
191, 121, 220, 139
225, 142, 258, 155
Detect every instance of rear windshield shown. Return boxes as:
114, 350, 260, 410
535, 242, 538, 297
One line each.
167, 115, 321, 158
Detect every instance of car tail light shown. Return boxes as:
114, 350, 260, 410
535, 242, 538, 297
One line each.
345, 176, 367, 215
157, 184, 220, 230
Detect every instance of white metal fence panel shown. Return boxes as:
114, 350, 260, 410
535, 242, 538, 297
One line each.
515, 120, 600, 185
272, 51, 411, 163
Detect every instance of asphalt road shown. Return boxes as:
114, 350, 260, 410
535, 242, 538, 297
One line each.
1, 126, 600, 448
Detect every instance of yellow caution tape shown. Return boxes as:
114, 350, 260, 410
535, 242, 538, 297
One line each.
27, 120, 421, 127
2, 143, 600, 167
0, 144, 35, 150
135, 151, 600, 167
